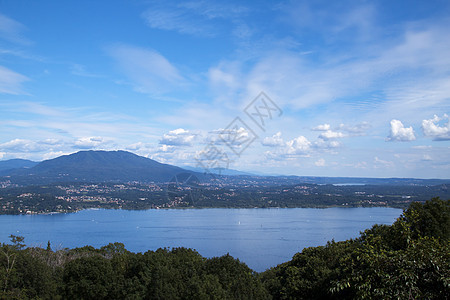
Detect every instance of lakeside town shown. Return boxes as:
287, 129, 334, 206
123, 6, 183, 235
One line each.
1, 178, 448, 215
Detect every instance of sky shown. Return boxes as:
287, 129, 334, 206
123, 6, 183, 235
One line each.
0, 0, 449, 178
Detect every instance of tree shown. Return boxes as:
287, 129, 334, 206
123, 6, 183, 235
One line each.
63, 256, 114, 299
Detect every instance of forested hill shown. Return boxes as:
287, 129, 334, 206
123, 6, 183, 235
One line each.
3, 150, 194, 184
0, 159, 37, 175
0, 198, 448, 299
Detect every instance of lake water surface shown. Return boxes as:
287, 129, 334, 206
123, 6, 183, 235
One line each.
0, 207, 402, 272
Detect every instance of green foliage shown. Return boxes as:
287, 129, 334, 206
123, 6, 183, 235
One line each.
261, 197, 450, 299
262, 240, 358, 299
401, 197, 450, 241
63, 255, 115, 299
0, 197, 448, 299
205, 254, 271, 299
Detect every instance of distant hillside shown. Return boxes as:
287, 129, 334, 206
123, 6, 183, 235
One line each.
1, 151, 449, 186
0, 159, 38, 175
182, 166, 255, 176
3, 150, 193, 184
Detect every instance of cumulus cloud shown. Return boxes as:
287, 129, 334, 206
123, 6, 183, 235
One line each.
0, 139, 45, 152
263, 134, 312, 161
312, 124, 331, 131
160, 128, 196, 146
422, 114, 450, 141
158, 144, 175, 153
74, 137, 111, 149
207, 127, 255, 149
314, 139, 341, 150
41, 151, 71, 161
286, 136, 311, 154
318, 130, 345, 140
125, 142, 150, 151
312, 122, 369, 139
386, 119, 416, 142
263, 130, 344, 162
262, 132, 284, 147
312, 123, 347, 141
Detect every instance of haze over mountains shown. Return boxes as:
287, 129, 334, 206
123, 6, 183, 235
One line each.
0, 150, 449, 186
0, 159, 38, 174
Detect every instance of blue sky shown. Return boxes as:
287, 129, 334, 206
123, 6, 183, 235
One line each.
0, 0, 449, 178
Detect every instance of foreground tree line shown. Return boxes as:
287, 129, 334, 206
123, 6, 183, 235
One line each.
0, 198, 448, 299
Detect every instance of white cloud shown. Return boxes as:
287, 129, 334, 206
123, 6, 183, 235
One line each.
142, 5, 211, 37
0, 139, 45, 153
263, 134, 313, 161
142, 1, 247, 37
312, 124, 331, 131
422, 114, 450, 141
374, 156, 394, 168
0, 14, 30, 45
74, 137, 111, 149
338, 122, 371, 136
125, 142, 149, 151
286, 136, 311, 154
262, 132, 284, 147
315, 158, 326, 167
0, 65, 29, 94
109, 44, 184, 95
318, 130, 345, 140
386, 119, 416, 142
262, 129, 344, 162
158, 144, 175, 153
312, 123, 370, 139
41, 151, 72, 161
422, 154, 432, 161
207, 127, 252, 147
41, 138, 62, 145
14, 101, 69, 117
314, 139, 341, 150
160, 128, 196, 146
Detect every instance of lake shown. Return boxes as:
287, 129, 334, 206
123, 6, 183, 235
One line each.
0, 207, 402, 272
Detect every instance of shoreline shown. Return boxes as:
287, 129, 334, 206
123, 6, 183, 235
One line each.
0, 203, 405, 216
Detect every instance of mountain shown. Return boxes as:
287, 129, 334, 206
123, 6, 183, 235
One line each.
0, 159, 38, 175
4, 150, 194, 184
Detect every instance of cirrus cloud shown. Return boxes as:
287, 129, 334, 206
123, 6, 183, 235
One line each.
108, 44, 185, 95
0, 65, 29, 95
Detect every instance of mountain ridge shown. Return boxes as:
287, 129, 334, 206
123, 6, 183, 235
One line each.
1, 150, 449, 186
2, 150, 193, 184
0, 159, 38, 175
